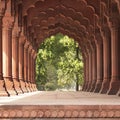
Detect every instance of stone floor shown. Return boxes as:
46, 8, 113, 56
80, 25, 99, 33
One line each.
0, 91, 120, 119
0, 91, 120, 105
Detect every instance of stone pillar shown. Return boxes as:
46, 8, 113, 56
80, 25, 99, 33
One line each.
94, 43, 103, 93
24, 42, 30, 92
31, 50, 37, 91
12, 30, 23, 94
0, 10, 8, 96
84, 53, 89, 91
117, 88, 120, 96
30, 49, 34, 91
90, 47, 97, 92
2, 16, 17, 96
33, 52, 37, 91
19, 36, 28, 93
28, 45, 33, 91
86, 51, 92, 91
100, 27, 111, 94
82, 55, 86, 91
108, 18, 120, 94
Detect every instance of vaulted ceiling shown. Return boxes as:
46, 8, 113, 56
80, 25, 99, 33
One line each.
20, 0, 120, 53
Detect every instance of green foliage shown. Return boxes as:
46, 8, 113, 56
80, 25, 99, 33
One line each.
36, 33, 84, 91
45, 82, 57, 91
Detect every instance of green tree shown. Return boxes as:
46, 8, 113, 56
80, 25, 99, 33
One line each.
36, 33, 84, 91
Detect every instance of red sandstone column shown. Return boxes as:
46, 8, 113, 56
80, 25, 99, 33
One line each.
24, 42, 30, 92
118, 90, 120, 96
31, 50, 37, 91
100, 27, 111, 94
82, 55, 86, 91
32, 52, 35, 91
2, 16, 17, 96
12, 30, 23, 94
0, 10, 8, 96
84, 53, 89, 91
94, 43, 103, 93
86, 51, 92, 91
30, 49, 34, 91
90, 47, 97, 92
108, 18, 120, 94
19, 36, 28, 93
30, 51, 33, 90
28, 45, 33, 91
33, 52, 37, 91
30, 48, 34, 91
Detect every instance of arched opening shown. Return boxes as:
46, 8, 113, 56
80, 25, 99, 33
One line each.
36, 33, 84, 91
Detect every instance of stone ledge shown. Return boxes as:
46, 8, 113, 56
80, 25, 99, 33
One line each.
0, 105, 119, 118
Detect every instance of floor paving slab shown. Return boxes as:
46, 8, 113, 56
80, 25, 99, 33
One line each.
0, 91, 119, 105
0, 91, 119, 119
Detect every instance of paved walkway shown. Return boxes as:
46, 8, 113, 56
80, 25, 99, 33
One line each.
0, 91, 120, 105
0, 91, 120, 119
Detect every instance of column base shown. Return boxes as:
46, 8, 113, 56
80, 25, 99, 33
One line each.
0, 80, 9, 96
100, 79, 110, 94
82, 82, 87, 91
20, 80, 28, 93
107, 80, 120, 95
86, 83, 92, 92
31, 83, 35, 91
29, 82, 34, 92
83, 83, 88, 91
34, 84, 38, 91
24, 82, 29, 93
89, 82, 96, 92
13, 78, 23, 94
94, 81, 102, 93
26, 82, 32, 92
117, 89, 120, 96
4, 77, 17, 96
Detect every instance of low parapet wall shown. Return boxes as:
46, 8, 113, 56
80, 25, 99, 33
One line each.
0, 105, 119, 119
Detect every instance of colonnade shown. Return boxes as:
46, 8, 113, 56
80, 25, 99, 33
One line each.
0, 0, 37, 96
0, 0, 120, 96
82, 18, 120, 95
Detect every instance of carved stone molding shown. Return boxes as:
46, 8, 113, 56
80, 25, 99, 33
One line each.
0, 105, 119, 118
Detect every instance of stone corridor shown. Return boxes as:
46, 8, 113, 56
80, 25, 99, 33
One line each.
0, 0, 120, 119
0, 0, 120, 96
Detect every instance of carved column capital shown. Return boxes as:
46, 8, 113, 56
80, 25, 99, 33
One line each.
109, 17, 120, 29
0, 9, 5, 17
33, 52, 37, 59
24, 41, 30, 49
2, 16, 14, 29
12, 27, 21, 39
19, 35, 26, 44
95, 32, 103, 45
101, 24, 109, 33
31, 49, 35, 56
0, 1, 5, 17
28, 45, 33, 53
101, 24, 111, 41
17, 0, 23, 4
